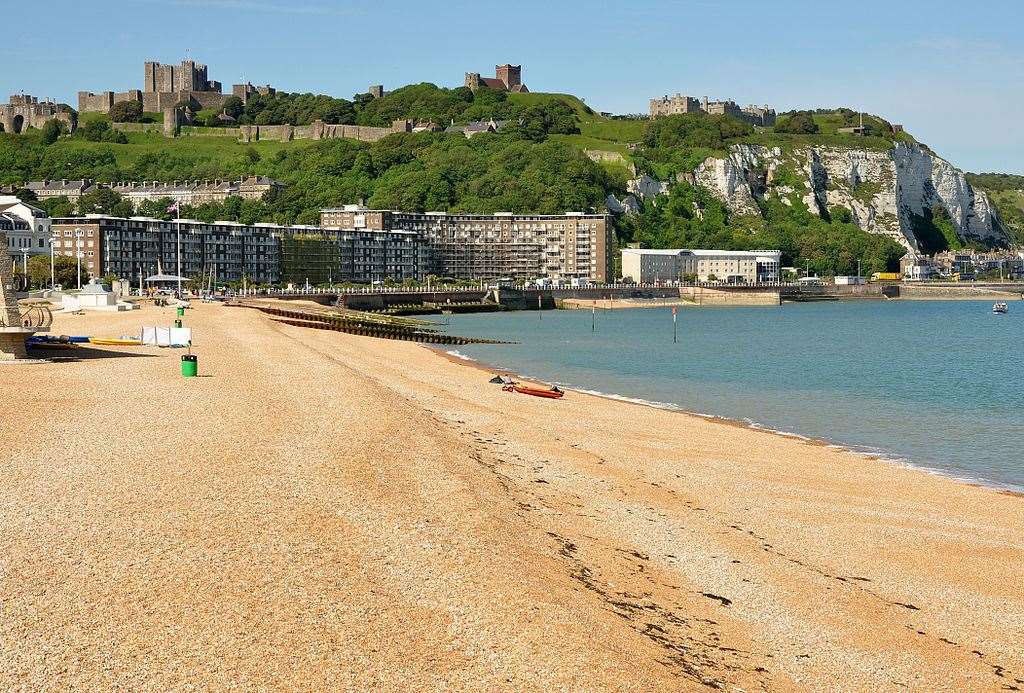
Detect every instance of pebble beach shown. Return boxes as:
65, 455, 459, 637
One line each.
2, 301, 1022, 691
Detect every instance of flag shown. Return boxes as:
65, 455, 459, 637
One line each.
167, 202, 179, 213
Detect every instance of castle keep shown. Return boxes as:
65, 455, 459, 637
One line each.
78, 58, 275, 115
650, 94, 776, 126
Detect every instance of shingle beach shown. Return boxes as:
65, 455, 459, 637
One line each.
2, 301, 1022, 691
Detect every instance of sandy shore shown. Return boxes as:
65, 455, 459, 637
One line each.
2, 301, 1023, 691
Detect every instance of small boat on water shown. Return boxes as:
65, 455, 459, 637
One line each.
993, 302, 1008, 314
502, 383, 565, 399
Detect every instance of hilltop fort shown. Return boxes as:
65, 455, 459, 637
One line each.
649, 93, 776, 127
465, 64, 529, 93
77, 58, 278, 116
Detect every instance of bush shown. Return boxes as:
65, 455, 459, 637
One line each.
221, 96, 244, 119
642, 112, 753, 150
775, 111, 819, 135
78, 119, 128, 144
110, 101, 144, 123
41, 119, 65, 145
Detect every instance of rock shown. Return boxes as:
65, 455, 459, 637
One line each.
605, 194, 640, 215
693, 154, 760, 216
627, 174, 669, 201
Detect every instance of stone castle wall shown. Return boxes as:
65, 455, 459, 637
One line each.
238, 119, 414, 144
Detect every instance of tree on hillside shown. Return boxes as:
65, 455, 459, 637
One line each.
775, 111, 819, 135
110, 101, 144, 123
36, 196, 75, 217
14, 188, 38, 203
78, 119, 128, 143
512, 101, 580, 141
642, 112, 753, 150
136, 197, 177, 220
41, 119, 65, 145
221, 96, 244, 120
77, 188, 133, 216
354, 83, 476, 128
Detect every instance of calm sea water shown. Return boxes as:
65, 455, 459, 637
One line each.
441, 300, 1024, 491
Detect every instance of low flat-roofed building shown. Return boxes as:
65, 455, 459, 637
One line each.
621, 248, 781, 284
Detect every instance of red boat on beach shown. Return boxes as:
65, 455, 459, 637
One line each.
504, 383, 565, 399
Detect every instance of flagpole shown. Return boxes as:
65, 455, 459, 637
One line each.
176, 204, 182, 296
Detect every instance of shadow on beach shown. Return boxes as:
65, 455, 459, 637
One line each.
27, 346, 160, 362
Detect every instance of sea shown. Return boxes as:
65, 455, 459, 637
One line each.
440, 300, 1024, 492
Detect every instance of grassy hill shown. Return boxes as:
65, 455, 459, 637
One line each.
1, 82, 1009, 278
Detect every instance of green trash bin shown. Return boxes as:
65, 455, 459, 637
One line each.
176, 306, 185, 317
181, 354, 198, 378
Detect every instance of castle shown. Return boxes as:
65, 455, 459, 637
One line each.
0, 94, 76, 134
649, 94, 776, 127
78, 59, 276, 116
464, 64, 529, 93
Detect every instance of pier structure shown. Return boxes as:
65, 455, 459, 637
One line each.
245, 282, 891, 313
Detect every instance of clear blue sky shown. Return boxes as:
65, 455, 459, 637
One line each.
4, 0, 1021, 173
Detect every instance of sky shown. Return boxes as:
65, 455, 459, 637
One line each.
3, 0, 1022, 173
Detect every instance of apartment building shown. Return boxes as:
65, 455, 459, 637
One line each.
50, 216, 280, 284
277, 227, 427, 285
48, 216, 427, 286
622, 248, 782, 284
320, 205, 614, 282
15, 177, 285, 209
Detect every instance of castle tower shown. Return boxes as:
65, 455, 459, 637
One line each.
496, 64, 521, 90
368, 85, 384, 99
464, 73, 481, 91
179, 60, 196, 91
144, 61, 158, 93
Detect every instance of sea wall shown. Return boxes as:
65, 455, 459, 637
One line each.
680, 287, 780, 305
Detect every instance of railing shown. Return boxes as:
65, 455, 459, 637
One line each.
245, 280, 804, 298
18, 304, 53, 330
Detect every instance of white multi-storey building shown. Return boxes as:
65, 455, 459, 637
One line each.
621, 248, 781, 284
0, 195, 52, 266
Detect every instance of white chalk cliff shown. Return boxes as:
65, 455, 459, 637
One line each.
633, 141, 1007, 251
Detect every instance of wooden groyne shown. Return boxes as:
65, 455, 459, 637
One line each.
227, 300, 512, 346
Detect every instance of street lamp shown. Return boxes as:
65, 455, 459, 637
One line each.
75, 228, 84, 290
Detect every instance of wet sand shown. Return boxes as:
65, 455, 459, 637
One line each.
2, 301, 1022, 691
